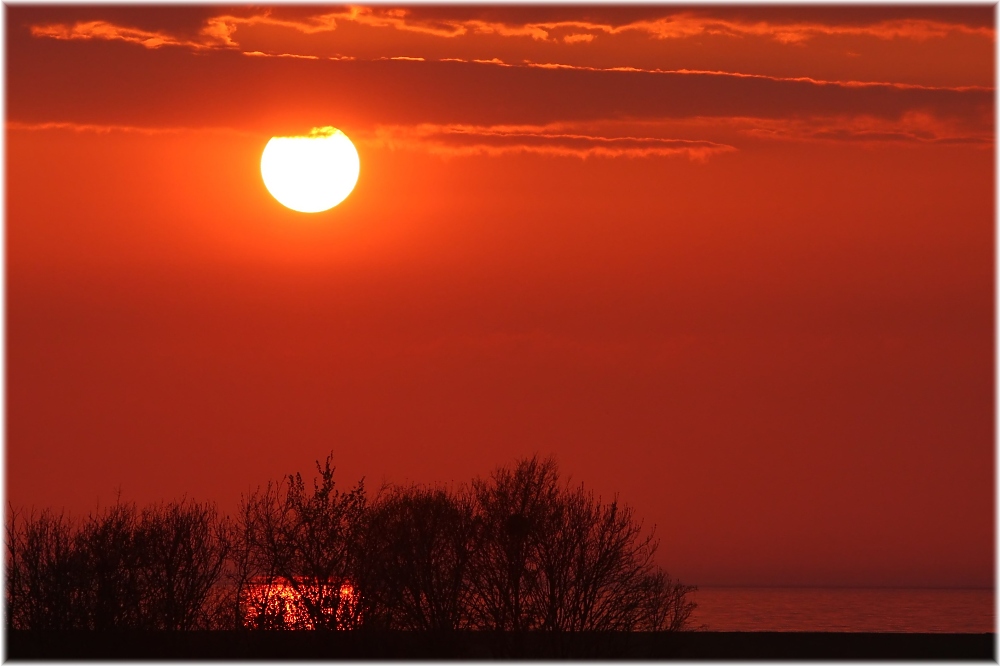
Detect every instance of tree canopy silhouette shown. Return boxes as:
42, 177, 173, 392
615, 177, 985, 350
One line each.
6, 455, 695, 632
6, 499, 229, 630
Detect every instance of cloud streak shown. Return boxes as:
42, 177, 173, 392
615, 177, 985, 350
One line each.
461, 58, 991, 93
546, 14, 995, 44
11, 113, 986, 151
6, 119, 735, 160
30, 7, 993, 55
30, 20, 213, 50
242, 50, 320, 60
363, 123, 737, 160
5, 120, 254, 137
8, 39, 991, 143
733, 113, 993, 146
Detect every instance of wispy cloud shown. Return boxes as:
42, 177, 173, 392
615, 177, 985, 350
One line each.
30, 20, 216, 49
5, 121, 254, 137
542, 14, 994, 44
30, 7, 993, 55
205, 8, 996, 45
7, 113, 988, 152
361, 123, 737, 161
242, 51, 320, 60
7, 120, 182, 134
472, 59, 992, 93
25, 14, 991, 98
733, 113, 994, 145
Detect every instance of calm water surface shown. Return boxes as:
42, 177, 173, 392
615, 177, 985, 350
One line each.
689, 587, 994, 633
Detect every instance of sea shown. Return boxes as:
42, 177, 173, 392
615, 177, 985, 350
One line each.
689, 587, 994, 633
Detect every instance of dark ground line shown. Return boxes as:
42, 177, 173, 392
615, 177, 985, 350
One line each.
5, 630, 995, 660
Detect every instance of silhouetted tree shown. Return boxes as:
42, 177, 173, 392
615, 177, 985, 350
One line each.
136, 500, 231, 630
72, 501, 145, 630
638, 569, 698, 632
6, 455, 695, 634
358, 485, 477, 630
6, 507, 81, 630
467, 456, 696, 631
241, 455, 366, 630
6, 499, 231, 631
467, 457, 561, 630
540, 488, 694, 631
224, 492, 262, 630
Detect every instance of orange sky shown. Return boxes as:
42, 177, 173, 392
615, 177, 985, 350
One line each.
6, 5, 994, 588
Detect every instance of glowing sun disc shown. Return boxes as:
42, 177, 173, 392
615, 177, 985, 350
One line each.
261, 127, 360, 213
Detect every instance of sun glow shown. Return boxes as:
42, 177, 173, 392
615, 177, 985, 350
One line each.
260, 127, 360, 213
243, 578, 359, 630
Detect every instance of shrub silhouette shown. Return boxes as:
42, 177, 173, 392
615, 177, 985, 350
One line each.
6, 508, 79, 630
6, 455, 695, 632
236, 455, 366, 630
357, 484, 478, 630
6, 499, 229, 630
136, 501, 230, 630
467, 456, 563, 630
467, 456, 695, 631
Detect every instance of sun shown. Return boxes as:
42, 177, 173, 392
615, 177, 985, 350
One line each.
261, 127, 360, 213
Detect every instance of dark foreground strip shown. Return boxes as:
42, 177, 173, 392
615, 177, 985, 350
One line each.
5, 630, 995, 660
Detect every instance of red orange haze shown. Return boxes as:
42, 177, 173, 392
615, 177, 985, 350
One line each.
6, 5, 994, 589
